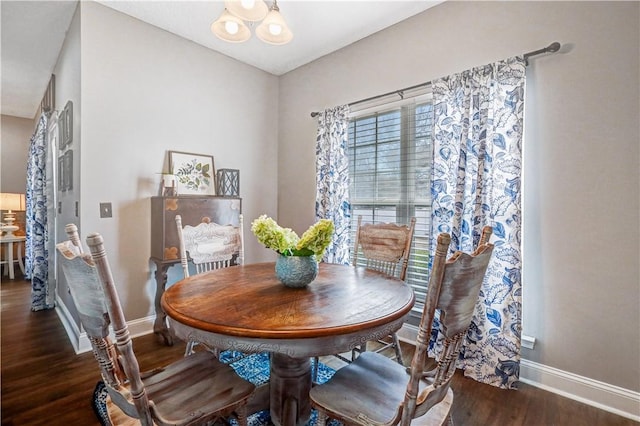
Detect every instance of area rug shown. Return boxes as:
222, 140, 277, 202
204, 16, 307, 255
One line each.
92, 350, 339, 426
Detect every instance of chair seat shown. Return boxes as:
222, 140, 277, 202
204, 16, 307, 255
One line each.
141, 351, 255, 424
310, 352, 427, 425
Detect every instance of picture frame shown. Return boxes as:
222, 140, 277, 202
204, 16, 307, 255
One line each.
59, 100, 73, 149
168, 151, 215, 195
63, 150, 73, 191
58, 154, 65, 191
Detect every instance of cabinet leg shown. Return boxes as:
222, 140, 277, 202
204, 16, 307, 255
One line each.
152, 260, 173, 346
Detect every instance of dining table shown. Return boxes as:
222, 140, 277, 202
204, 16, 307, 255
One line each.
161, 261, 415, 426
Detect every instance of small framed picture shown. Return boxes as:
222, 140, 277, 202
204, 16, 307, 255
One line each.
169, 151, 215, 195
58, 155, 65, 191
59, 100, 73, 149
63, 150, 73, 191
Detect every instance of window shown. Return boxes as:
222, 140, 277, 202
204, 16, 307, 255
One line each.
347, 91, 433, 323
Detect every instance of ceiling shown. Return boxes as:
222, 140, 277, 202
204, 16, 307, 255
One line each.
1, 1, 443, 119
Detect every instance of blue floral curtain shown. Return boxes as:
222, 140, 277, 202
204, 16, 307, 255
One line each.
430, 56, 526, 389
315, 105, 351, 264
26, 113, 54, 311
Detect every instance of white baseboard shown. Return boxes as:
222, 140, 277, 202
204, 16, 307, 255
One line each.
397, 324, 640, 422
520, 359, 640, 422
54, 294, 83, 353
55, 296, 157, 355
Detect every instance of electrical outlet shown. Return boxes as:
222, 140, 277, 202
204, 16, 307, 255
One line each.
521, 334, 536, 350
99, 202, 112, 218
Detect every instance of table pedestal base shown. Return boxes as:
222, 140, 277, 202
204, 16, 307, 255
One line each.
270, 354, 312, 426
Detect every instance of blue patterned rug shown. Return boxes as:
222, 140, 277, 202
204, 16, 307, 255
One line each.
92, 350, 339, 425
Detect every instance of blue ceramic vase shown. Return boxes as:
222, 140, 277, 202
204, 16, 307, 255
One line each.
275, 254, 318, 288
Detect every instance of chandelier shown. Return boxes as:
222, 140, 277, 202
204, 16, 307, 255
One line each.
212, 0, 293, 45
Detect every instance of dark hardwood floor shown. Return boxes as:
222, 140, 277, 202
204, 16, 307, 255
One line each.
1, 276, 637, 425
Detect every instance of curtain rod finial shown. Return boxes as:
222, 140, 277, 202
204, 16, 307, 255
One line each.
547, 42, 561, 52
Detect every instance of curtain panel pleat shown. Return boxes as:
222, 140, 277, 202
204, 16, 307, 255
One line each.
315, 105, 351, 264
430, 56, 526, 389
26, 112, 54, 311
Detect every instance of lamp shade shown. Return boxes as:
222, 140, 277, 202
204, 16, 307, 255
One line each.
0, 193, 25, 212
211, 8, 251, 43
256, 7, 293, 45
224, 0, 268, 22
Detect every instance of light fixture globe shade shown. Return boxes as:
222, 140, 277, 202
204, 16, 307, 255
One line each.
256, 9, 293, 45
211, 9, 251, 43
225, 0, 268, 22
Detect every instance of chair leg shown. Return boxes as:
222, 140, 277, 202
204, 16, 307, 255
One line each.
316, 409, 328, 426
351, 343, 364, 362
312, 357, 319, 384
235, 404, 248, 426
392, 332, 404, 365
184, 340, 196, 357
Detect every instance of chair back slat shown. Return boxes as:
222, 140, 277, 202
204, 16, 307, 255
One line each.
57, 226, 255, 426
56, 237, 125, 391
175, 214, 243, 278
353, 215, 416, 281
176, 214, 189, 277
57, 230, 154, 426
401, 226, 494, 425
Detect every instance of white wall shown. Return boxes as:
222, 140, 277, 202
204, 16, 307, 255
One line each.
78, 2, 279, 321
278, 0, 639, 395
1, 115, 33, 192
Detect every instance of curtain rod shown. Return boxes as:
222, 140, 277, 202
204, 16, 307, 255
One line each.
310, 41, 562, 118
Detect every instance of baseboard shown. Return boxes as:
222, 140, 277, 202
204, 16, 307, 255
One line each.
397, 324, 640, 422
520, 359, 640, 422
55, 296, 157, 355
54, 294, 83, 353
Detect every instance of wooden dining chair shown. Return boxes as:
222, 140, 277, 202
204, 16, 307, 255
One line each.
312, 216, 416, 383
310, 226, 494, 426
56, 224, 255, 426
351, 215, 417, 364
176, 213, 243, 355
176, 213, 244, 276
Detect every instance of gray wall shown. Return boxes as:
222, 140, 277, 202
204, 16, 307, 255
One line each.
278, 1, 639, 393
76, 1, 279, 321
52, 3, 82, 320
1, 115, 33, 192
0, 114, 32, 235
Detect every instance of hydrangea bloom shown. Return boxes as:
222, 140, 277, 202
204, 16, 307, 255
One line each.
251, 215, 334, 260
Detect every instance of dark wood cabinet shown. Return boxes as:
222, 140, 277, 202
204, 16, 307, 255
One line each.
150, 196, 241, 261
150, 195, 241, 344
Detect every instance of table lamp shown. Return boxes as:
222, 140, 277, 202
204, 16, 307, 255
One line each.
0, 193, 26, 237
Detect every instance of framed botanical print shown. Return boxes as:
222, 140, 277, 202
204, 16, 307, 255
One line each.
169, 151, 215, 195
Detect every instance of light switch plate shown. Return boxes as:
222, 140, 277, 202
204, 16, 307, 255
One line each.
100, 202, 112, 218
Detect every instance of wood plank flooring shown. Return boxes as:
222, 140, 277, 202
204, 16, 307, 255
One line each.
1, 277, 637, 425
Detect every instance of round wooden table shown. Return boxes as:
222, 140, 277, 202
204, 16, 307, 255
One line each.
162, 262, 415, 426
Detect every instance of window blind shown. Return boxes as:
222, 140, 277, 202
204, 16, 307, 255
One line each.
348, 91, 433, 321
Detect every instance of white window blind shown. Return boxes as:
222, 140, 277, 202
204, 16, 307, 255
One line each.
347, 88, 433, 321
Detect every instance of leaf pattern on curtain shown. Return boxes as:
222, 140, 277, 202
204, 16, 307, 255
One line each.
26, 113, 54, 311
430, 56, 525, 389
315, 105, 351, 264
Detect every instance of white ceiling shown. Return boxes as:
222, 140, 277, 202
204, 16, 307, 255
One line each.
1, 0, 443, 119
